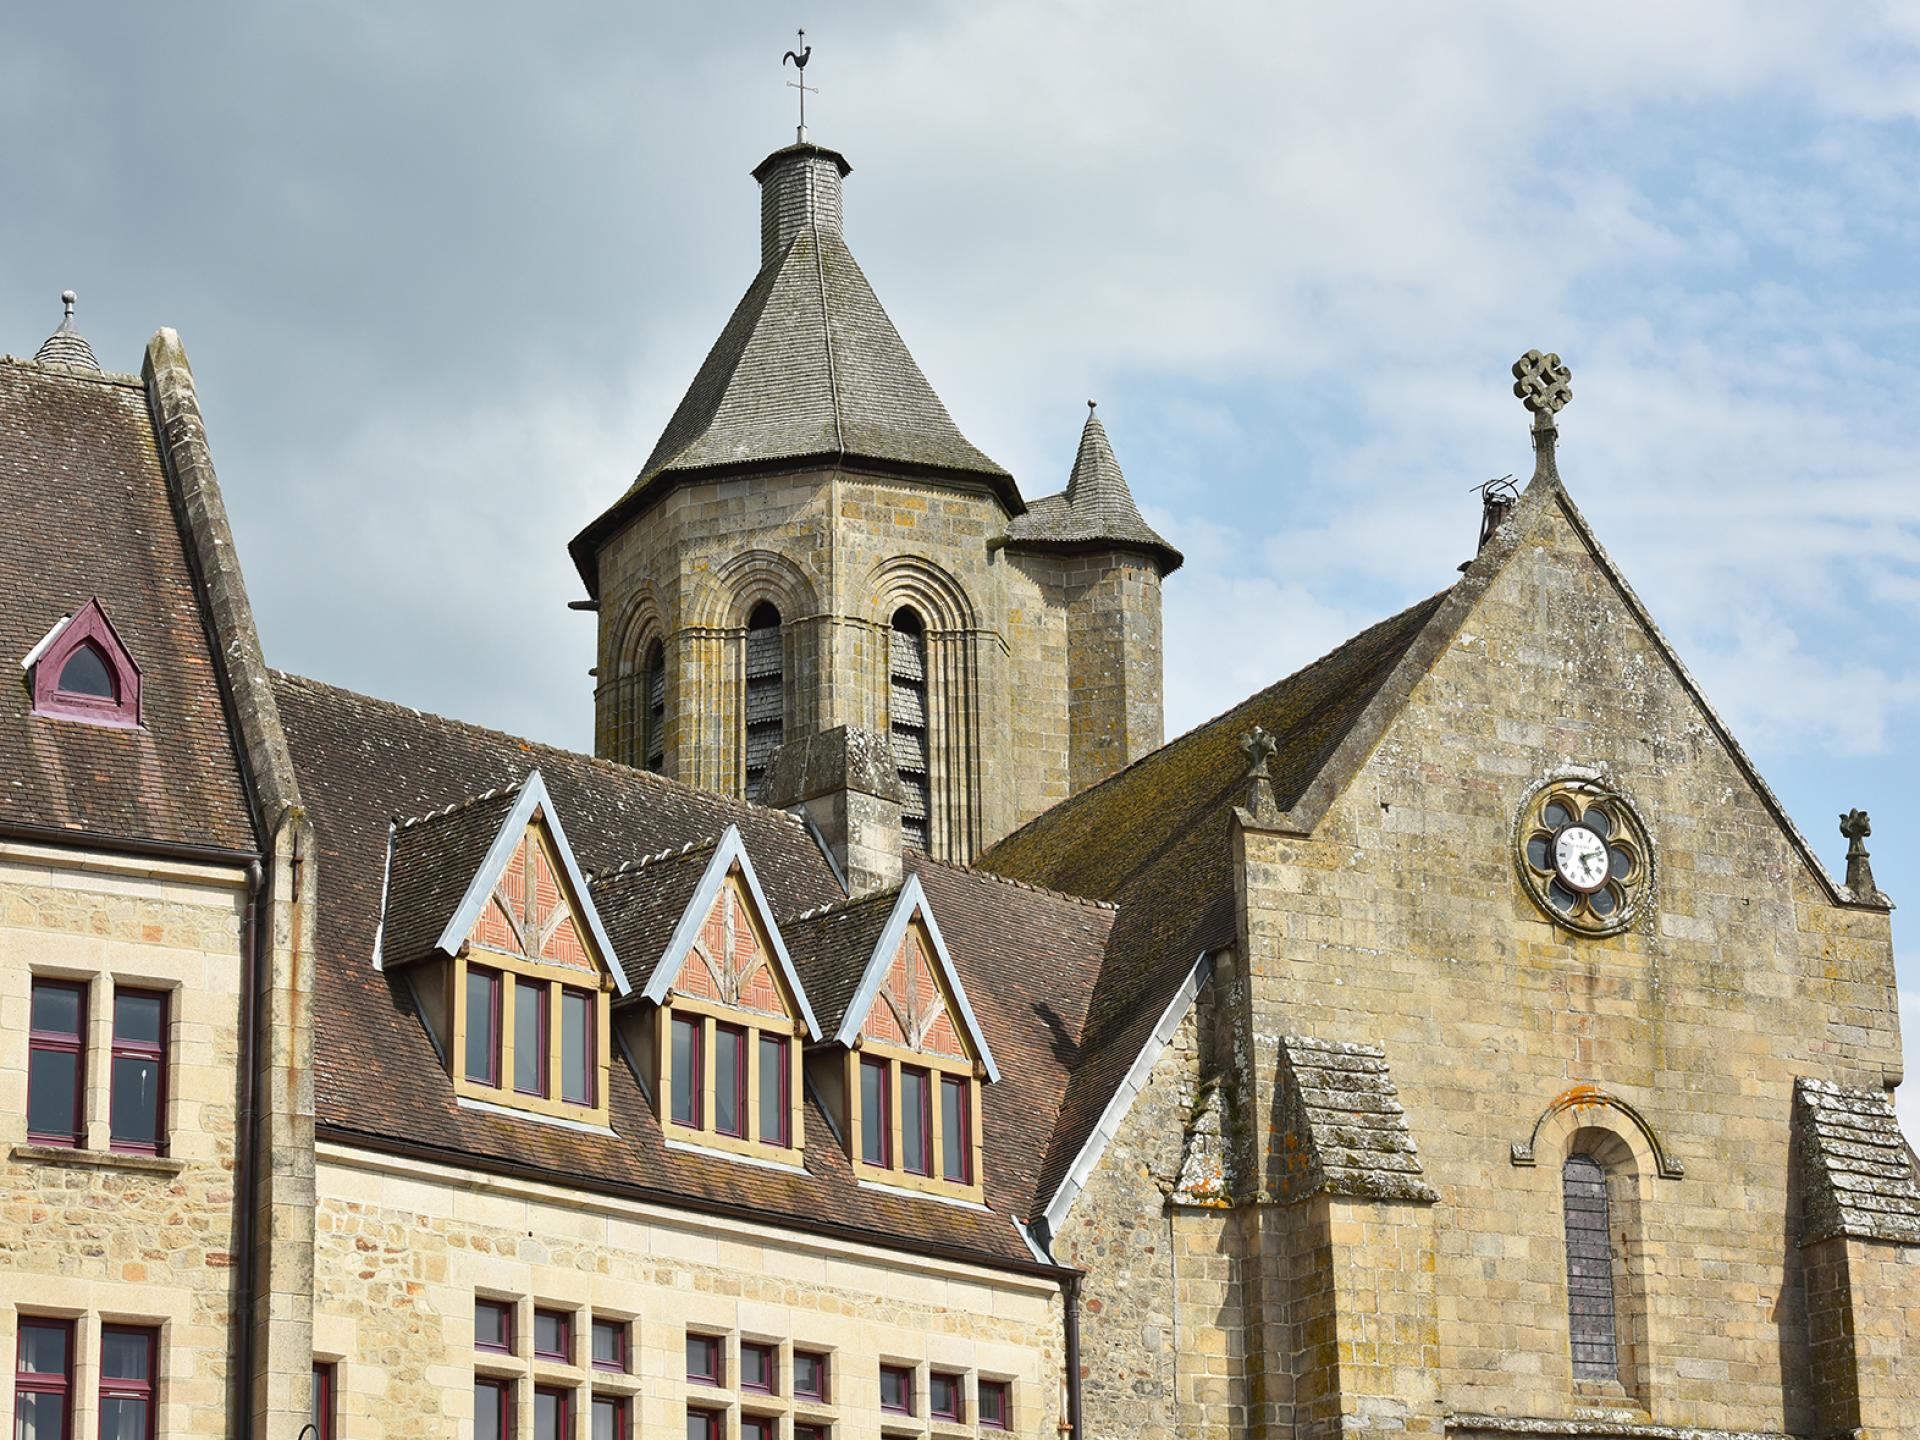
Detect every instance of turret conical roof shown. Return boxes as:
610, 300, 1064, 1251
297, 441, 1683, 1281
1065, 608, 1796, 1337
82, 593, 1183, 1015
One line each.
33, 291, 102, 372
1006, 404, 1182, 574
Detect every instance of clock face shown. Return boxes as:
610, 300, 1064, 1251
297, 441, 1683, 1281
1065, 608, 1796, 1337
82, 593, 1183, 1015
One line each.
1553, 824, 1610, 893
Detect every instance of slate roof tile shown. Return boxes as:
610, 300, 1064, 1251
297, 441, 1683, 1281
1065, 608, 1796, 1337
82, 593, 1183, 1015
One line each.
1006, 408, 1181, 573
1796, 1076, 1920, 1245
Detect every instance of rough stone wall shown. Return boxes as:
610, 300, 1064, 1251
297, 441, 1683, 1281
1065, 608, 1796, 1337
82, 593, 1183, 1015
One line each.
1232, 487, 1910, 1433
1063, 555, 1164, 795
1805, 1235, 1920, 1437
313, 1145, 1062, 1440
0, 845, 250, 1440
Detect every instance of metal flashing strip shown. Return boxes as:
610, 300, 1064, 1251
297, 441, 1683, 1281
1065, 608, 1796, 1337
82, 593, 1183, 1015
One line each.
663, 1136, 810, 1178
856, 1176, 992, 1214
456, 1095, 617, 1138
1043, 952, 1211, 1238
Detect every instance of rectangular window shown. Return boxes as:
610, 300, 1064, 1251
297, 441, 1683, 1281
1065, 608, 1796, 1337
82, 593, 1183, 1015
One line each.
714, 1023, 746, 1138
591, 1395, 627, 1440
109, 989, 167, 1155
670, 1014, 702, 1127
466, 967, 502, 1086
685, 1409, 722, 1440
929, 1370, 962, 1423
590, 1319, 627, 1373
312, 1363, 336, 1440
792, 1348, 828, 1403
739, 1340, 775, 1395
533, 1310, 571, 1364
561, 988, 594, 1106
757, 1033, 789, 1146
475, 1299, 514, 1354
14, 1318, 73, 1440
794, 1427, 830, 1440
900, 1065, 932, 1177
879, 1363, 914, 1416
940, 1074, 971, 1183
741, 1416, 776, 1440
514, 979, 548, 1096
99, 1326, 156, 1440
475, 1378, 512, 1440
978, 1378, 1010, 1430
859, 1057, 890, 1167
533, 1386, 568, 1440
685, 1333, 721, 1388
27, 979, 85, 1147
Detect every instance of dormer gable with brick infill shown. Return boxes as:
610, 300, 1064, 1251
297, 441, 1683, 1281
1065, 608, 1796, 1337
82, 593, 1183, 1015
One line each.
377, 770, 626, 1131
594, 825, 819, 1167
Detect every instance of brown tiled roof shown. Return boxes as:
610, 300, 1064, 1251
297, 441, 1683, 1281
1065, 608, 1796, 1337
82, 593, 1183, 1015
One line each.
978, 590, 1453, 1207
275, 671, 1105, 1269
379, 785, 522, 970
589, 839, 721, 994
0, 359, 254, 853
781, 887, 902, 1034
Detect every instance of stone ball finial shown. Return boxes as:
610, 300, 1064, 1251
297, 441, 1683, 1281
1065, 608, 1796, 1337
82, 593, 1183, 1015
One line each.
61, 290, 76, 317
1088, 399, 1097, 415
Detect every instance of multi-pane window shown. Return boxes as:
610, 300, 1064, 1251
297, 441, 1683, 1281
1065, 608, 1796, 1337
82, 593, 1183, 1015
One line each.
901, 1066, 932, 1177
740, 1415, 776, 1440
739, 1341, 775, 1396
99, 1326, 157, 1440
312, 1363, 336, 1440
644, 641, 667, 774
14, 1318, 73, 1440
978, 1379, 1010, 1430
475, 1299, 514, 1354
686, 1408, 722, 1440
793, 1349, 829, 1404
685, 1334, 722, 1388
533, 1310, 571, 1364
743, 602, 784, 801
889, 609, 931, 850
929, 1370, 963, 1423
27, 979, 85, 1147
757, 1035, 789, 1147
590, 1319, 628, 1373
663, 1007, 800, 1158
591, 1394, 628, 1440
940, 1075, 971, 1184
515, 979, 548, 1096
859, 1057, 890, 1167
466, 967, 503, 1087
109, 990, 167, 1155
671, 1015, 703, 1127
462, 962, 602, 1121
1564, 1152, 1619, 1380
879, 1363, 914, 1416
533, 1386, 568, 1440
475, 1378, 513, 1440
714, 1023, 747, 1138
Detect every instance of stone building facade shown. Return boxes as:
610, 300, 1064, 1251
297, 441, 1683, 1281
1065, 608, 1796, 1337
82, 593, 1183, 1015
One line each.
4, 115, 1917, 1440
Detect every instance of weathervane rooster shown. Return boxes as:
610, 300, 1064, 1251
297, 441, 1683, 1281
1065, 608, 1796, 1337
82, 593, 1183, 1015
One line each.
784, 29, 816, 143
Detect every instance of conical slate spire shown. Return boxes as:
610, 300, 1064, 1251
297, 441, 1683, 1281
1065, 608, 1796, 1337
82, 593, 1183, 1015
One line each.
1005, 402, 1183, 574
33, 291, 102, 372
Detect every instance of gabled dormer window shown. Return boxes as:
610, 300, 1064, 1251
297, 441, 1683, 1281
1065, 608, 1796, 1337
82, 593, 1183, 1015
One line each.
377, 771, 630, 1130
25, 598, 142, 728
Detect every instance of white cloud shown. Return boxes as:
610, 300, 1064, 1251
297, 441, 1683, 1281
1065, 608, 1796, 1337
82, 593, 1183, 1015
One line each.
1902, 992, 1920, 1141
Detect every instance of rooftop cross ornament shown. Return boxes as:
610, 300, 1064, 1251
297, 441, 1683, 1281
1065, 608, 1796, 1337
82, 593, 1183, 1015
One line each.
1512, 348, 1572, 482
1239, 726, 1281, 823
1839, 808, 1886, 903
783, 30, 817, 144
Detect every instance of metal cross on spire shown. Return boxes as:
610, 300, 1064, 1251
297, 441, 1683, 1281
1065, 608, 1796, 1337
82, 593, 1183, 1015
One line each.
783, 29, 817, 144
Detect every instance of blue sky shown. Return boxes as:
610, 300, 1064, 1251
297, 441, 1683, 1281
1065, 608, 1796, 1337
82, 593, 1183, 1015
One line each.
4, 4, 1917, 1125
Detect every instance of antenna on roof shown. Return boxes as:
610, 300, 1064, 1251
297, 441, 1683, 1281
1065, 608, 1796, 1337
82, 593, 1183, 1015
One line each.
783, 29, 817, 144
1471, 474, 1519, 557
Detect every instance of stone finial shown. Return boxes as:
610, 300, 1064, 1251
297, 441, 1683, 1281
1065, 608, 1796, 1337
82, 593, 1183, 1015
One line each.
1840, 808, 1887, 903
1240, 725, 1281, 823
61, 289, 76, 319
1512, 348, 1571, 482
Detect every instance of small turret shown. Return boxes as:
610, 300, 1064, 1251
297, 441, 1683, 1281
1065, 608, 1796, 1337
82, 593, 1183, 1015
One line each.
34, 291, 102, 372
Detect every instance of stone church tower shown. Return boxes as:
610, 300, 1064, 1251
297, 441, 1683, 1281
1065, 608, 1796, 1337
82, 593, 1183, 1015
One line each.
570, 139, 1181, 875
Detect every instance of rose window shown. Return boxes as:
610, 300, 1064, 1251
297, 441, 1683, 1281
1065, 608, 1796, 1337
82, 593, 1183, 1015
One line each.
1516, 779, 1651, 936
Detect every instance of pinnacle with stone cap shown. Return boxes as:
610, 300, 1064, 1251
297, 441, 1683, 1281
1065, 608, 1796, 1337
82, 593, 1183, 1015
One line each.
1840, 809, 1888, 904
1239, 726, 1281, 823
1512, 348, 1570, 484
34, 289, 102, 372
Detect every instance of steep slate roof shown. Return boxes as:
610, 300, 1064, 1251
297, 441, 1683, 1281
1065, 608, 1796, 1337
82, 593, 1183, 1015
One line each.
1006, 406, 1182, 574
377, 785, 522, 971
978, 589, 1454, 1207
1274, 1036, 1437, 1203
33, 295, 102, 373
1795, 1076, 1920, 1246
0, 357, 255, 853
275, 671, 1108, 1267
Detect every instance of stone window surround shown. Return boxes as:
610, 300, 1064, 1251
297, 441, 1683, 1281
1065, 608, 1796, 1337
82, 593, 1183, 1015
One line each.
846, 1041, 985, 1205
657, 995, 807, 1167
873, 1357, 1015, 1439
448, 945, 613, 1131
469, 1294, 643, 1440
6, 1310, 175, 1440
18, 967, 181, 1160
674, 1327, 849, 1440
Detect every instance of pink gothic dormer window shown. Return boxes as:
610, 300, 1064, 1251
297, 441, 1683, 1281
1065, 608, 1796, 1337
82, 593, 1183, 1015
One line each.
26, 598, 142, 728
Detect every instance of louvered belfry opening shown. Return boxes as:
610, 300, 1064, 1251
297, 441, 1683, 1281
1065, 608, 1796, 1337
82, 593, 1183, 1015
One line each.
1563, 1152, 1620, 1380
744, 603, 785, 800
889, 608, 932, 850
643, 641, 667, 774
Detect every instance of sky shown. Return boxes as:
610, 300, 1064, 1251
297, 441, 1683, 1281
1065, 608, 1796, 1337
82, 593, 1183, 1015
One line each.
4, 4, 1918, 1129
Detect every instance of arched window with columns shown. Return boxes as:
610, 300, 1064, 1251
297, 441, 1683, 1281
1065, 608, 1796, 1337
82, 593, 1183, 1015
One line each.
888, 608, 932, 849
744, 602, 784, 800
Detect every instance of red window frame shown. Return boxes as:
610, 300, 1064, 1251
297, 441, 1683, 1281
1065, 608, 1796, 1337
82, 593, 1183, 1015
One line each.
30, 599, 142, 729
14, 1317, 74, 1440
670, 1013, 703, 1128
978, 1378, 1011, 1430
792, 1348, 829, 1403
561, 986, 595, 1106
99, 1325, 158, 1440
757, 1032, 790, 1147
475, 1377, 513, 1440
713, 1022, 747, 1138
475, 1299, 515, 1355
794, 1427, 830, 1440
685, 1332, 722, 1387
591, 1393, 628, 1440
901, 1064, 933, 1177
879, 1362, 914, 1416
110, 988, 168, 1155
532, 1309, 571, 1364
739, 1339, 776, 1395
514, 979, 549, 1097
590, 1317, 628, 1373
929, 1369, 963, 1422
467, 966, 503, 1087
686, 1406, 723, 1440
940, 1074, 972, 1183
859, 1056, 891, 1167
740, 1414, 777, 1440
27, 978, 86, 1148
312, 1362, 336, 1440
533, 1385, 569, 1440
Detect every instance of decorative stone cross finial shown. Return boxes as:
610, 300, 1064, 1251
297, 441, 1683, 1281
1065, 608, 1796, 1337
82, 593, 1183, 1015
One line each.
1840, 808, 1886, 902
1240, 726, 1281, 823
1512, 348, 1571, 482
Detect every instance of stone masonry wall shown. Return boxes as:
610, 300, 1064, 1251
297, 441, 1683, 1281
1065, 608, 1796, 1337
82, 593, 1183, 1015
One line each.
0, 844, 250, 1440
314, 1145, 1062, 1440
1234, 486, 1910, 1433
